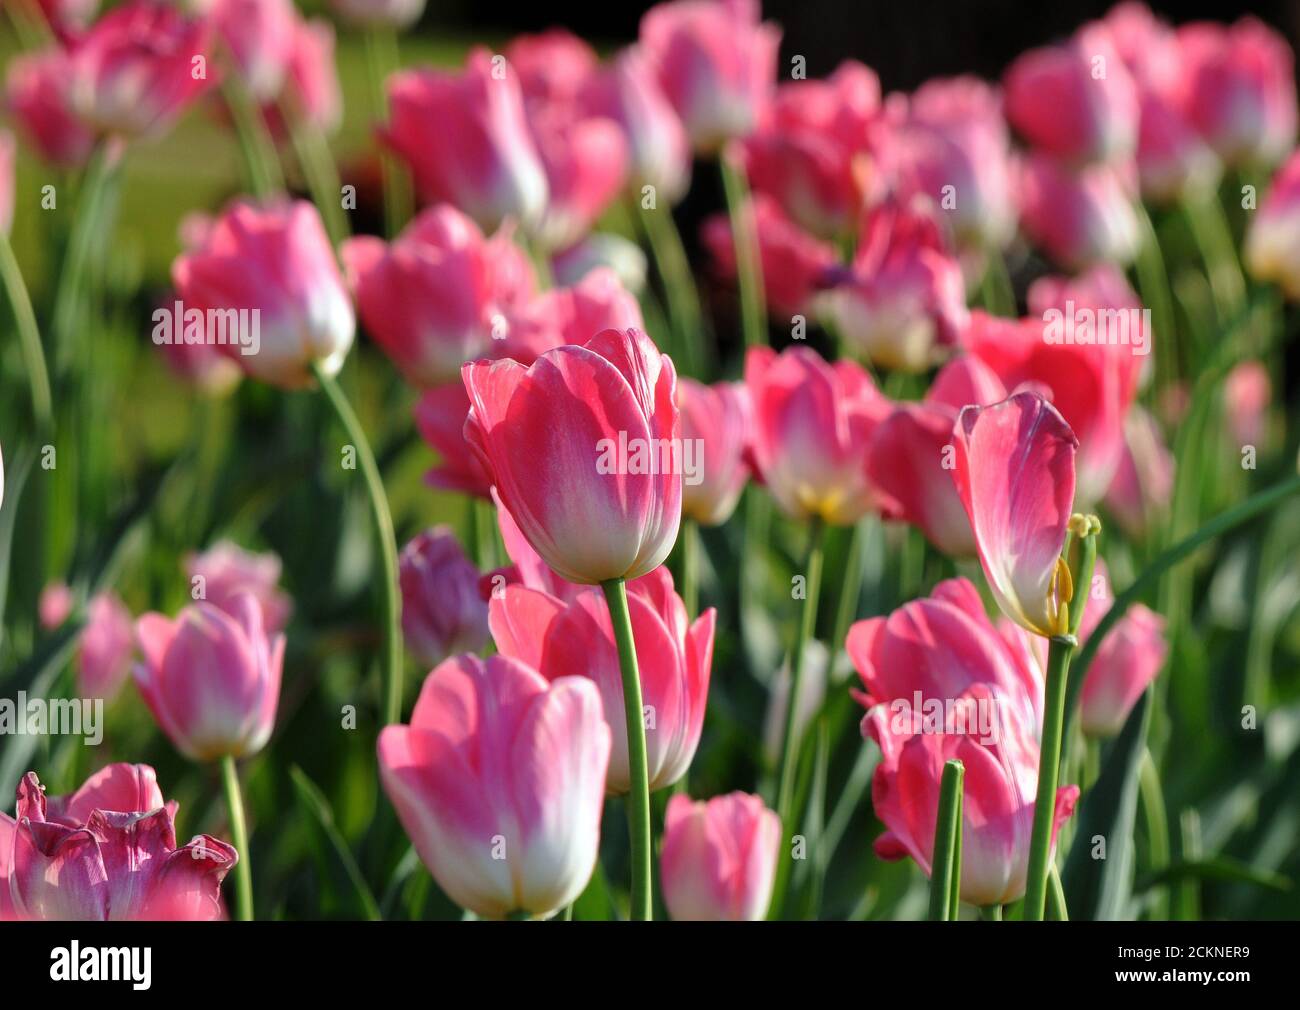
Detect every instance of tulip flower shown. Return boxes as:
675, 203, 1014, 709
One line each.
505, 28, 599, 107
209, 0, 297, 103
504, 267, 644, 364
1, 764, 237, 921
678, 378, 751, 526
415, 382, 494, 499
382, 49, 548, 231
639, 0, 781, 153
341, 204, 535, 387
5, 50, 96, 169
660, 792, 780, 921
867, 357, 1008, 557
489, 565, 714, 794
527, 107, 630, 252
378, 654, 610, 919
1135, 92, 1222, 205
399, 527, 490, 668
1245, 150, 1300, 301
462, 327, 682, 586
1223, 361, 1272, 448
1104, 406, 1174, 539
1016, 154, 1140, 269
38, 582, 74, 630
331, 0, 425, 29
78, 592, 135, 702
134, 592, 284, 762
486, 487, 584, 604
268, 17, 343, 135
745, 345, 892, 526
68, 1, 213, 139
185, 539, 292, 634
171, 199, 355, 388
951, 391, 1079, 639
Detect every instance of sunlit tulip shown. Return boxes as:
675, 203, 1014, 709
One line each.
462, 327, 682, 585
68, 1, 213, 139
399, 527, 490, 668
415, 382, 493, 499
527, 110, 629, 252
208, 0, 296, 103
660, 792, 780, 921
382, 49, 548, 231
678, 379, 750, 526
377, 654, 610, 919
1016, 154, 1140, 269
185, 539, 292, 634
745, 345, 892, 525
1103, 406, 1174, 539
952, 391, 1079, 639
639, 0, 780, 153
504, 267, 644, 364
5, 50, 96, 169
867, 356, 1007, 557
330, 0, 425, 30
78, 592, 135, 702
134, 592, 284, 761
172, 199, 355, 388
490, 566, 713, 794
341, 204, 534, 386
2, 764, 236, 921
270, 17, 343, 134
505, 28, 599, 108
1245, 150, 1300, 301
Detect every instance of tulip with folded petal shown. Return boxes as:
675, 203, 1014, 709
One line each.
660, 792, 780, 921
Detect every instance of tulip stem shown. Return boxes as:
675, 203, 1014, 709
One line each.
636, 200, 707, 376
288, 114, 351, 249
0, 230, 53, 434
221, 71, 284, 199
719, 152, 767, 347
312, 362, 404, 725
601, 577, 653, 922
681, 517, 700, 618
220, 756, 253, 922
929, 758, 965, 921
1024, 633, 1073, 921
1183, 193, 1246, 327
1047, 865, 1069, 921
53, 143, 116, 371
365, 27, 413, 239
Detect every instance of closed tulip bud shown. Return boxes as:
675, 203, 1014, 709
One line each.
463, 327, 682, 585
78, 592, 135, 702
399, 527, 490, 668
1223, 361, 1272, 449
208, 0, 297, 103
172, 200, 355, 389
271, 17, 343, 135
2, 764, 237, 921
330, 0, 425, 30
678, 378, 751, 526
134, 593, 284, 761
1016, 154, 1140, 270
38, 582, 74, 630
745, 345, 892, 525
1246, 151, 1300, 301
5, 50, 97, 170
660, 792, 780, 921
185, 540, 292, 634
490, 566, 713, 794
1103, 406, 1174, 540
378, 654, 610, 919
1136, 93, 1221, 205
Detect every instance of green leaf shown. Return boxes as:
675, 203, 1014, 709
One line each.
1136, 857, 1291, 894
289, 765, 382, 921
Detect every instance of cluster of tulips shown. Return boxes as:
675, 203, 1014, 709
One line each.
0, 0, 1297, 922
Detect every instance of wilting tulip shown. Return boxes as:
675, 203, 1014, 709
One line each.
399, 527, 490, 668
185, 539, 292, 634
1176, 18, 1297, 168
342, 204, 535, 386
1104, 406, 1174, 539
463, 327, 682, 585
1, 764, 237, 921
660, 792, 780, 921
78, 592, 135, 702
331, 0, 425, 30
172, 199, 355, 388
701, 194, 837, 318
490, 566, 713, 793
639, 0, 781, 153
208, 0, 296, 103
1016, 154, 1140, 269
867, 357, 1007, 557
378, 654, 610, 919
678, 379, 750, 526
526, 110, 629, 251
1246, 150, 1300, 301
68, 1, 213, 139
745, 345, 892, 525
415, 382, 493, 499
504, 267, 644, 364
821, 198, 969, 372
382, 49, 548, 231
952, 391, 1079, 639
5, 50, 96, 169
134, 593, 284, 761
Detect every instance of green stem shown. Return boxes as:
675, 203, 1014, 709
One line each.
929, 759, 965, 921
220, 756, 253, 921
775, 518, 825, 825
312, 363, 403, 724
1133, 204, 1179, 388
52, 145, 115, 371
681, 517, 700, 618
978, 247, 1017, 318
600, 578, 652, 922
984, 903, 1003, 921
0, 230, 53, 434
1183, 193, 1246, 325
636, 199, 707, 377
288, 114, 350, 248
1047, 865, 1070, 921
365, 27, 412, 238
831, 520, 867, 652
719, 153, 767, 347
1139, 748, 1170, 919
1024, 634, 1073, 921
222, 74, 284, 198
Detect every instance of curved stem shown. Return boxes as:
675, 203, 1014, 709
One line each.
312, 362, 403, 724
637, 200, 706, 377
681, 517, 700, 618
601, 578, 652, 921
0, 231, 53, 434
288, 114, 350, 248
776, 518, 825, 823
220, 755, 253, 921
719, 152, 767, 348
1183, 193, 1246, 325
1024, 633, 1072, 921
1139, 748, 1171, 919
1047, 865, 1070, 921
929, 759, 964, 921
222, 73, 284, 198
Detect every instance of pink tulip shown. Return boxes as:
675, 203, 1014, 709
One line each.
1003, 31, 1138, 165
486, 487, 584, 604
952, 391, 1079, 639
639, 0, 780, 153
678, 378, 751, 526
415, 382, 494, 500
821, 198, 969, 372
268, 17, 343, 135
330, 0, 425, 30
1104, 406, 1174, 539
25, 0, 100, 32
528, 109, 629, 252
38, 582, 74, 630
504, 267, 644, 364
1176, 18, 1297, 168
2, 763, 236, 921
154, 308, 245, 394
462, 327, 682, 585
68, 1, 213, 139
134, 592, 284, 761
867, 356, 1008, 557
1223, 361, 1272, 449
701, 194, 837, 318
185, 539, 292, 634
1016, 154, 1140, 269
505, 28, 599, 109
208, 0, 296, 103
399, 527, 490, 668
5, 49, 96, 169
1246, 150, 1300, 301
382, 49, 548, 231
660, 792, 780, 921
78, 592, 135, 702
0, 130, 12, 236
378, 654, 610, 919
342, 204, 535, 387
745, 345, 892, 525
171, 199, 355, 388
490, 565, 713, 794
